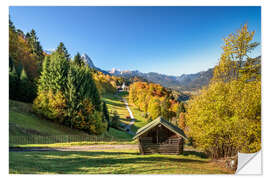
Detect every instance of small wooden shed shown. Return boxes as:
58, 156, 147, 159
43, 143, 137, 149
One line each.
133, 116, 188, 155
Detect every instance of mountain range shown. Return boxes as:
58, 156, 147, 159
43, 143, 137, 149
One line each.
108, 68, 214, 91
81, 53, 214, 91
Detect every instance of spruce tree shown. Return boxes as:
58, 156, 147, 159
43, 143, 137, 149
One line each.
9, 63, 19, 100
74, 52, 84, 66
102, 101, 110, 131
49, 44, 70, 93
25, 29, 44, 63
56, 42, 70, 59
38, 56, 51, 92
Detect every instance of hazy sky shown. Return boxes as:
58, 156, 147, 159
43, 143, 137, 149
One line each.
9, 6, 261, 76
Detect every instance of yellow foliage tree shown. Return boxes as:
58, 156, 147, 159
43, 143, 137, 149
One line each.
186, 24, 261, 158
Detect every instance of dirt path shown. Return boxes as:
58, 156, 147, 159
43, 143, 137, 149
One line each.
10, 144, 138, 152
122, 98, 135, 135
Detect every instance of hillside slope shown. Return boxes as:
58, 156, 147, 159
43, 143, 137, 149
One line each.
9, 100, 133, 146
9, 100, 89, 136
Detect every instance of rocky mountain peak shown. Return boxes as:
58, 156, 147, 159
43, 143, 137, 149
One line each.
81, 53, 95, 68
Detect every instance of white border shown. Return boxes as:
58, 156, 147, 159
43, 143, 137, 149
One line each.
8, 0, 262, 6
2, 0, 269, 180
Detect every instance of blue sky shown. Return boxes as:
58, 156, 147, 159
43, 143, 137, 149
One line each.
9, 6, 261, 76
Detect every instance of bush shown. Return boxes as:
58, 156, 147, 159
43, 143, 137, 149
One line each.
111, 111, 120, 129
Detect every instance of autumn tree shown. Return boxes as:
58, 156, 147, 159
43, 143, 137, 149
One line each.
178, 113, 186, 130
177, 102, 186, 130
148, 97, 161, 120
129, 81, 180, 121
212, 24, 259, 82
9, 18, 40, 102
160, 96, 171, 120
186, 24, 261, 159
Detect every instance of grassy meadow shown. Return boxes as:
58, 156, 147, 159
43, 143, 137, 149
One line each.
101, 92, 149, 134
9, 99, 134, 147
9, 149, 233, 174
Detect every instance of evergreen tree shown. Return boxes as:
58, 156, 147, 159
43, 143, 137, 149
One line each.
9, 63, 19, 100
102, 101, 110, 131
19, 68, 36, 102
38, 56, 51, 92
49, 49, 70, 93
73, 52, 84, 66
9, 17, 15, 31
111, 111, 120, 129
55, 42, 70, 59
25, 29, 44, 65
9, 56, 14, 72
17, 29, 24, 37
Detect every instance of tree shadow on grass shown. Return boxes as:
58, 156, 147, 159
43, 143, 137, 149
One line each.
10, 150, 208, 174
183, 150, 208, 159
103, 99, 126, 108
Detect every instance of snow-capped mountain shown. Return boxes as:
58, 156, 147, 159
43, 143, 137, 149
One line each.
44, 49, 54, 55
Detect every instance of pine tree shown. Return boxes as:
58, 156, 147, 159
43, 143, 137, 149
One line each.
74, 52, 84, 66
55, 42, 70, 59
49, 49, 70, 93
25, 29, 44, 66
9, 62, 19, 100
38, 56, 51, 92
9, 17, 15, 31
102, 101, 110, 131
18, 68, 36, 102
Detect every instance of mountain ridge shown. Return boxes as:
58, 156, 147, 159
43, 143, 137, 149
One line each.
81, 53, 214, 91
108, 67, 214, 91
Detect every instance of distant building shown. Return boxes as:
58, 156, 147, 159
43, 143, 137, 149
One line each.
118, 82, 129, 92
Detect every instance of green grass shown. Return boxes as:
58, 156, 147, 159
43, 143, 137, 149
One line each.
101, 93, 132, 127
102, 93, 149, 134
9, 100, 134, 147
9, 149, 233, 174
9, 100, 88, 136
129, 106, 149, 133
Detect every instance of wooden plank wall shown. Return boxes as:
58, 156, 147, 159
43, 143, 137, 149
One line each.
139, 137, 184, 155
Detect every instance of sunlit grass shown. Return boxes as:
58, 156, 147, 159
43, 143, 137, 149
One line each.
9, 100, 134, 147
9, 149, 233, 174
101, 93, 132, 127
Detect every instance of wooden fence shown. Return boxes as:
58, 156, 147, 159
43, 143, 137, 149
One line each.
9, 135, 127, 145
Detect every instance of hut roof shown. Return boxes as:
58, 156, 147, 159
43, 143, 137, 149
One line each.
133, 116, 188, 140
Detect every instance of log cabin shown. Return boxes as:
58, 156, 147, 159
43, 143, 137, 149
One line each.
133, 116, 188, 155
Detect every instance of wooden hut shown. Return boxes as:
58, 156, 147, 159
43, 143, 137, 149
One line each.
133, 116, 188, 155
